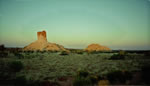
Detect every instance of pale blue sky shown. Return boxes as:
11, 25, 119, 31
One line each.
0, 0, 150, 50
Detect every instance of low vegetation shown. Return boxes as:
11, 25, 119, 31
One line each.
109, 50, 127, 60
59, 51, 69, 55
0, 50, 150, 85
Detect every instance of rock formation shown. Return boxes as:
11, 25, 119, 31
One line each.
23, 30, 67, 51
85, 44, 111, 51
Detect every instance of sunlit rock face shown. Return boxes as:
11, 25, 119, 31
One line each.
85, 44, 111, 51
37, 30, 47, 42
23, 30, 67, 51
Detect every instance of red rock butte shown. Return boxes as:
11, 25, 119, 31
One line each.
85, 43, 111, 51
23, 30, 67, 51
37, 30, 47, 41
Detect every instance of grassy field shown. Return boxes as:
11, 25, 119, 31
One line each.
0, 50, 150, 86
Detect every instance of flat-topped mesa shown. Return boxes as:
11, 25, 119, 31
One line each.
37, 30, 47, 42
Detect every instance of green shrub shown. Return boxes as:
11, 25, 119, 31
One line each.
75, 50, 84, 54
109, 54, 124, 60
47, 50, 58, 53
88, 50, 100, 54
73, 76, 92, 86
89, 75, 98, 84
9, 61, 24, 72
73, 70, 94, 86
119, 50, 126, 55
109, 52, 126, 60
36, 50, 41, 53
39, 56, 44, 60
60, 51, 69, 55
41, 50, 47, 53
77, 70, 89, 78
14, 53, 24, 59
24, 50, 34, 53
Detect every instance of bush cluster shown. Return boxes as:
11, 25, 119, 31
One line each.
76, 50, 84, 54
9, 61, 24, 72
73, 70, 98, 86
109, 50, 126, 60
60, 51, 69, 55
14, 53, 24, 59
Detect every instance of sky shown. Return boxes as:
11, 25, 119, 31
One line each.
0, 0, 150, 50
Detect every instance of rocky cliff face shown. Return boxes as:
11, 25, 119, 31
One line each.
23, 30, 67, 51
85, 44, 111, 51
37, 30, 47, 42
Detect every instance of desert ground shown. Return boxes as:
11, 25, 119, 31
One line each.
0, 48, 150, 86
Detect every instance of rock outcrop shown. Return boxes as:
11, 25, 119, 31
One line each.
23, 30, 67, 51
85, 44, 111, 51
37, 30, 47, 42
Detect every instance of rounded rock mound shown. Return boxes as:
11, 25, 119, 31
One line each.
85, 44, 111, 52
